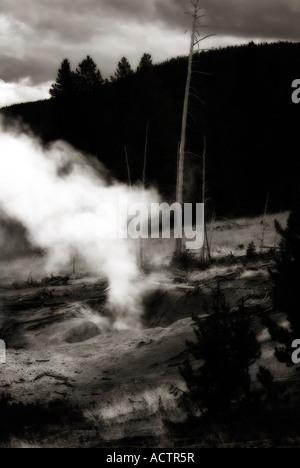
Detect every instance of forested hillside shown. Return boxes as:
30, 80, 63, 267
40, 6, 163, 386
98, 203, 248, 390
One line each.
2, 41, 300, 217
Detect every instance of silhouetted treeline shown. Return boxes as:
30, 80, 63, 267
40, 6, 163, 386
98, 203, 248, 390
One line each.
2, 42, 300, 218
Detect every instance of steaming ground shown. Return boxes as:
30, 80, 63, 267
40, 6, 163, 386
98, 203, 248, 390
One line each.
0, 123, 294, 447
0, 258, 295, 448
0, 121, 159, 328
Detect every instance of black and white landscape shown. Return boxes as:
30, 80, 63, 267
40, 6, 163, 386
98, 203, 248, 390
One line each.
0, 0, 299, 449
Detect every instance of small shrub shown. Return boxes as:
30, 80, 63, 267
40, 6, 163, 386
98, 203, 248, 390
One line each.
246, 241, 257, 259
171, 251, 210, 270
0, 394, 85, 442
264, 205, 300, 366
174, 287, 272, 420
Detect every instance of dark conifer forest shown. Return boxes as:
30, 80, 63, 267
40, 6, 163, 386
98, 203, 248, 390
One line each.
2, 41, 300, 218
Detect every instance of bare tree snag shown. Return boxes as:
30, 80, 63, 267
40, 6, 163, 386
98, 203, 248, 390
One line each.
124, 145, 132, 189
176, 5, 197, 255
261, 192, 270, 251
176, 0, 213, 254
140, 120, 150, 271
201, 136, 211, 260
143, 120, 149, 189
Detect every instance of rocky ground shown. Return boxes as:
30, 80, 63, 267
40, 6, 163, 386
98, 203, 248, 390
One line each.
0, 254, 295, 448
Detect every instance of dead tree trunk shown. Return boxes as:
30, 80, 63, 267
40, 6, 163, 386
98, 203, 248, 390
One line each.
176, 0, 213, 254
176, 8, 197, 254
201, 136, 210, 261
143, 120, 149, 189
124, 146, 132, 189
140, 120, 150, 270
260, 192, 270, 252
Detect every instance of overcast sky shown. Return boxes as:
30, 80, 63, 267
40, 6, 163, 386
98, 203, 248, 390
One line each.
0, 0, 299, 107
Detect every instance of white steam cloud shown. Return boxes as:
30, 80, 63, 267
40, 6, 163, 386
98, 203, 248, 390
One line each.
0, 122, 159, 328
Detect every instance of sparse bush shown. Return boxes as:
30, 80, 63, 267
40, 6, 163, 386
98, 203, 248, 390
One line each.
0, 394, 85, 442
174, 287, 269, 420
246, 241, 257, 259
171, 251, 210, 271
264, 205, 300, 365
257, 366, 282, 405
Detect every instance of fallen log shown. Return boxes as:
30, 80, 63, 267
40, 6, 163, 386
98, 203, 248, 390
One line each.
34, 372, 74, 387
4, 288, 53, 311
40, 275, 70, 286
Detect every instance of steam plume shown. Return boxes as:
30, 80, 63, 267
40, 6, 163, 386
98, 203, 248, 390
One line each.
0, 121, 159, 328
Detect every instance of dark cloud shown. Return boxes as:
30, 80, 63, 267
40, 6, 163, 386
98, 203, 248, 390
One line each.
0, 54, 58, 83
201, 0, 300, 39
157, 0, 300, 40
0, 0, 298, 95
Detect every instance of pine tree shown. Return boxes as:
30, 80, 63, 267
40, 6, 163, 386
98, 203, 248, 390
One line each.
49, 59, 74, 100
272, 208, 300, 319
263, 205, 300, 365
177, 287, 263, 418
75, 55, 104, 95
137, 53, 153, 72
113, 57, 134, 81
